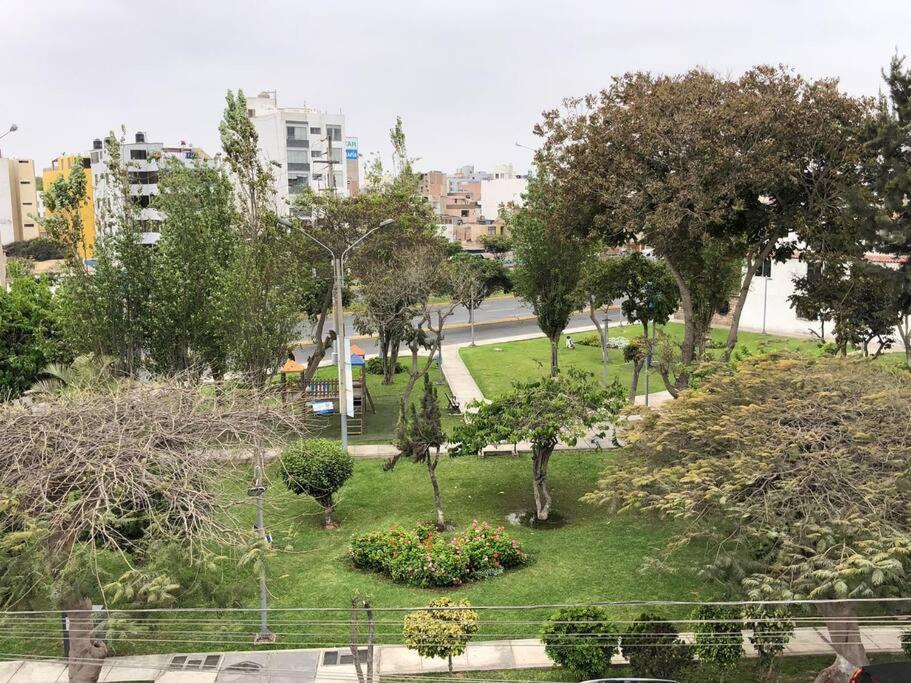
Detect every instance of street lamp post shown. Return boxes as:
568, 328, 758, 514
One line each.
278, 217, 394, 451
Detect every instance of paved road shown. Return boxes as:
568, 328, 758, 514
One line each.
292, 295, 624, 362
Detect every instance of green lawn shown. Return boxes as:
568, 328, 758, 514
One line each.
460, 322, 823, 399
1, 451, 713, 658
299, 365, 462, 444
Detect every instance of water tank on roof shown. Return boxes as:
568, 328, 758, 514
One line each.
135, 132, 145, 143
92, 139, 102, 150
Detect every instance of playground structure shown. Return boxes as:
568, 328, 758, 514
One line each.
277, 344, 375, 435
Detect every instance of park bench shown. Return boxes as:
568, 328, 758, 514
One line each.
446, 393, 461, 414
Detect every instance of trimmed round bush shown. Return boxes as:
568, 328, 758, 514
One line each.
902, 629, 911, 657
403, 598, 479, 673
620, 613, 693, 679
542, 606, 616, 679
280, 438, 353, 527
691, 605, 743, 678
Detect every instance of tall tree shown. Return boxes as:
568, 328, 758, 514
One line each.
864, 55, 911, 367
588, 355, 911, 683
452, 369, 625, 521
537, 67, 872, 387
508, 171, 588, 377
148, 160, 237, 378
218, 90, 300, 384
387, 374, 449, 530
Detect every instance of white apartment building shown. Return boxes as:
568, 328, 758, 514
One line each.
480, 176, 527, 221
245, 91, 348, 214
90, 132, 206, 240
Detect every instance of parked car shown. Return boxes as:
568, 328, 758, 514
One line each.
850, 661, 911, 682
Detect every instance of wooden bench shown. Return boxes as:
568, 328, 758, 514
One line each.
446, 393, 461, 414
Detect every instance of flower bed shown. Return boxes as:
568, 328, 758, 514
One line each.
349, 521, 529, 587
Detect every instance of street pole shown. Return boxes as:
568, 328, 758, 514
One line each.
249, 443, 273, 644
333, 255, 349, 449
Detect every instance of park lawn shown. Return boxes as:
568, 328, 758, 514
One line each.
304, 364, 462, 444
460, 322, 822, 399
0, 451, 711, 659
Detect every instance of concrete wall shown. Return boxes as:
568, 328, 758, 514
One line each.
480, 177, 527, 221
0, 158, 39, 245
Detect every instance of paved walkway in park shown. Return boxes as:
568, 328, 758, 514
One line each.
348, 322, 673, 459
1, 626, 902, 682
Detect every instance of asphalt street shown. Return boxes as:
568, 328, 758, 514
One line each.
291, 295, 624, 362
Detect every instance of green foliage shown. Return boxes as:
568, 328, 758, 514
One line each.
744, 606, 794, 678
280, 438, 354, 511
0, 266, 72, 399
541, 606, 616, 679
620, 613, 693, 679
403, 598, 479, 671
148, 160, 237, 377
479, 234, 512, 256
349, 521, 528, 588
395, 374, 446, 460
590, 355, 911, 605
448, 252, 512, 311
3, 238, 66, 262
508, 171, 588, 376
791, 259, 904, 356
366, 357, 406, 375
691, 605, 743, 677
37, 161, 89, 262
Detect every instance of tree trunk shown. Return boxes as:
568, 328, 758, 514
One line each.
664, 261, 695, 392
725, 242, 776, 360
811, 602, 868, 683
350, 599, 376, 683
448, 654, 453, 674
321, 497, 337, 528
302, 287, 336, 385
549, 337, 559, 378
629, 358, 644, 402
531, 444, 554, 520
469, 306, 476, 346
66, 596, 107, 683
428, 452, 445, 530
386, 341, 400, 385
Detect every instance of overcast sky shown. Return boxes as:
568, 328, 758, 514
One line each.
2, 1, 910, 175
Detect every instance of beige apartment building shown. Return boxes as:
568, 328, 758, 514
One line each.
0, 157, 40, 245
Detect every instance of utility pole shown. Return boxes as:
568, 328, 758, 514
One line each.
315, 131, 341, 194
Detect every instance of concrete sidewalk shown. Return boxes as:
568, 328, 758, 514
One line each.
1, 626, 901, 682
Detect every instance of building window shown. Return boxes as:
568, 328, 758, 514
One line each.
24, 223, 35, 227
130, 149, 148, 160
333, 171, 343, 189
310, 127, 321, 135
288, 174, 310, 194
287, 150, 310, 172
286, 125, 309, 147
461, 209, 469, 218
754, 258, 772, 278
326, 125, 342, 142
247, 109, 255, 117
129, 170, 159, 185
311, 150, 323, 158
313, 173, 323, 182
487, 225, 497, 236
330, 148, 343, 163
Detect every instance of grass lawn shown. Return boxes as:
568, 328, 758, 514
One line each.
460, 322, 823, 399
1, 451, 713, 658
299, 364, 462, 444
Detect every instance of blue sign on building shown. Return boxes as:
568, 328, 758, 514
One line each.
346, 148, 358, 160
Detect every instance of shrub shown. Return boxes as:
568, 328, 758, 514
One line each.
542, 606, 616, 679
365, 357, 406, 375
744, 606, 793, 680
621, 613, 693, 679
403, 598, 479, 673
348, 520, 529, 588
902, 629, 911, 657
575, 333, 629, 349
280, 438, 353, 527
4, 237, 66, 262
691, 605, 743, 681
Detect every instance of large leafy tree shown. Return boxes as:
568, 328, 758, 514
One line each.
148, 160, 237, 378
588, 355, 911, 682
453, 369, 624, 520
537, 67, 872, 386
508, 171, 588, 377
0, 264, 72, 399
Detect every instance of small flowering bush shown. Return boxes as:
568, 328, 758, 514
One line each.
349, 520, 529, 588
